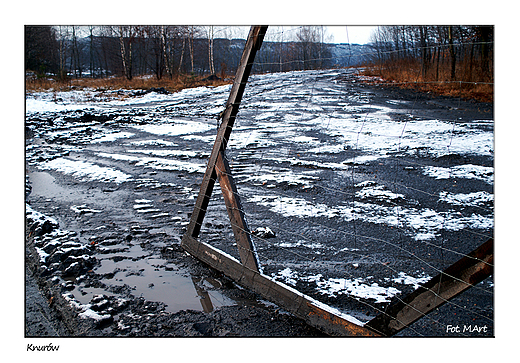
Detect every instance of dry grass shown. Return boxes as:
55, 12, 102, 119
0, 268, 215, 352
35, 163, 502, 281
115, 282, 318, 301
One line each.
361, 61, 493, 103
25, 73, 232, 94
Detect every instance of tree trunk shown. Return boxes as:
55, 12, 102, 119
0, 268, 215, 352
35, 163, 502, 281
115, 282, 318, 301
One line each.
208, 26, 215, 75
419, 26, 428, 79
448, 26, 456, 81
189, 26, 194, 74
178, 35, 186, 74
161, 26, 173, 79
118, 27, 128, 79
127, 42, 133, 80
89, 27, 94, 78
57, 26, 66, 80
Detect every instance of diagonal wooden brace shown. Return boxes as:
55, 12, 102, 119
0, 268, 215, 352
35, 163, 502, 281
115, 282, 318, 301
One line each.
181, 233, 380, 336
216, 150, 260, 271
182, 26, 267, 269
365, 238, 494, 336
183, 26, 267, 242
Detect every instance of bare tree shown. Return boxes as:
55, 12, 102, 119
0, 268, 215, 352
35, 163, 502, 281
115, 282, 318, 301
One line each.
207, 26, 215, 75
296, 26, 327, 70
117, 26, 141, 80
70, 26, 82, 78
56, 26, 68, 79
188, 26, 196, 74
88, 26, 96, 77
161, 25, 174, 79
25, 26, 59, 75
448, 26, 456, 81
177, 27, 187, 73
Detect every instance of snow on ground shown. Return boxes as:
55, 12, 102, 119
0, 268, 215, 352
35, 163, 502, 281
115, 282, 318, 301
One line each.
133, 121, 214, 137
26, 68, 493, 316
26, 97, 100, 114
96, 152, 206, 174
246, 192, 493, 241
273, 267, 411, 304
38, 158, 133, 184
423, 164, 494, 184
25, 84, 229, 114
439, 191, 494, 207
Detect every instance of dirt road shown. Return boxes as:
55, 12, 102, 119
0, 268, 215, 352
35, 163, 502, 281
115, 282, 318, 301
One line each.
25, 68, 493, 337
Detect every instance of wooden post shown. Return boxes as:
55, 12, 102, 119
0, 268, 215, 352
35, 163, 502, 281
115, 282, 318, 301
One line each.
365, 238, 493, 336
216, 151, 260, 271
184, 26, 268, 242
181, 233, 380, 336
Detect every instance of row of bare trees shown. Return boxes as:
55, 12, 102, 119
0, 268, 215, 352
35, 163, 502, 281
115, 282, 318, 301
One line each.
25, 26, 240, 80
368, 26, 493, 83
26, 26, 338, 80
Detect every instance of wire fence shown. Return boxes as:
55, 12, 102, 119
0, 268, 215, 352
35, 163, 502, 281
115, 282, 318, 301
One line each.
193, 33, 494, 336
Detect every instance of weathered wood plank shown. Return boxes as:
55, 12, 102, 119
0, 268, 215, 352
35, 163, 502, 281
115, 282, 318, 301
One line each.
216, 150, 260, 272
365, 238, 493, 336
181, 234, 380, 336
184, 26, 268, 239
180, 25, 381, 337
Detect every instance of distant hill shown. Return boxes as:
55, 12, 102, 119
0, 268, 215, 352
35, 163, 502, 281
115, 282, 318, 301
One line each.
328, 43, 374, 67
27, 29, 375, 79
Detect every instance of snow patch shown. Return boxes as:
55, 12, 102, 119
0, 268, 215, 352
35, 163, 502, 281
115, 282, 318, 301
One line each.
134, 121, 213, 137
423, 164, 494, 184
97, 152, 206, 174
93, 131, 135, 143
439, 191, 494, 207
38, 158, 133, 184
391, 272, 431, 289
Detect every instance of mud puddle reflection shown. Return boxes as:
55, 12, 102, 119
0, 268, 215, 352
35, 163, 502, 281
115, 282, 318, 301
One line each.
28, 171, 237, 314
93, 246, 236, 313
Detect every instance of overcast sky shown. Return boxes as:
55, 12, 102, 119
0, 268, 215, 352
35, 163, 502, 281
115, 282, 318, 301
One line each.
68, 25, 376, 45
222, 26, 377, 45
326, 26, 377, 44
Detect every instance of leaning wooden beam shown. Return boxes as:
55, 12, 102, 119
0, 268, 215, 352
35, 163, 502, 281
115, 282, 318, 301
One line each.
181, 233, 380, 336
179, 25, 380, 335
180, 25, 380, 336
216, 151, 260, 272
365, 238, 494, 336
184, 26, 268, 239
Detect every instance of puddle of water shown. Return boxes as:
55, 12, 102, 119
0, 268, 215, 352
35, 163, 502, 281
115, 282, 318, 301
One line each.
28, 173, 236, 314
28, 171, 76, 199
72, 286, 117, 305
95, 244, 235, 313
28, 171, 120, 205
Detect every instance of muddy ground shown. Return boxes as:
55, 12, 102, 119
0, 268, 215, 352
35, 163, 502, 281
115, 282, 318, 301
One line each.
25, 68, 494, 337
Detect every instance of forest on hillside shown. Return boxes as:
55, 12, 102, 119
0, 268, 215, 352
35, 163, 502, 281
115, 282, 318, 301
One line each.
25, 25, 493, 101
24, 26, 340, 80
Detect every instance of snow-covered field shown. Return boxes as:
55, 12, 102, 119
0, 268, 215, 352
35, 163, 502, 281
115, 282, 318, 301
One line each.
25, 68, 494, 335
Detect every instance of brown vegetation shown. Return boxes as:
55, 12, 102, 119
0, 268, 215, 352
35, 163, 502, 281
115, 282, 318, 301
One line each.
361, 59, 493, 103
25, 73, 232, 94
364, 26, 493, 103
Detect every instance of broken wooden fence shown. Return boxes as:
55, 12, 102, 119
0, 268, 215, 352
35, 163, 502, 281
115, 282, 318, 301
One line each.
180, 26, 494, 336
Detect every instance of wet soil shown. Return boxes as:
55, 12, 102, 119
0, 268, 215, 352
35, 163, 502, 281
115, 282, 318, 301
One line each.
25, 68, 494, 337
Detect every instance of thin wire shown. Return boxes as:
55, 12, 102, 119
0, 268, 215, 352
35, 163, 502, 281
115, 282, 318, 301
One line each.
205, 67, 493, 267
185, 53, 494, 334
187, 160, 493, 334
197, 170, 494, 329
197, 164, 494, 291
253, 32, 494, 75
